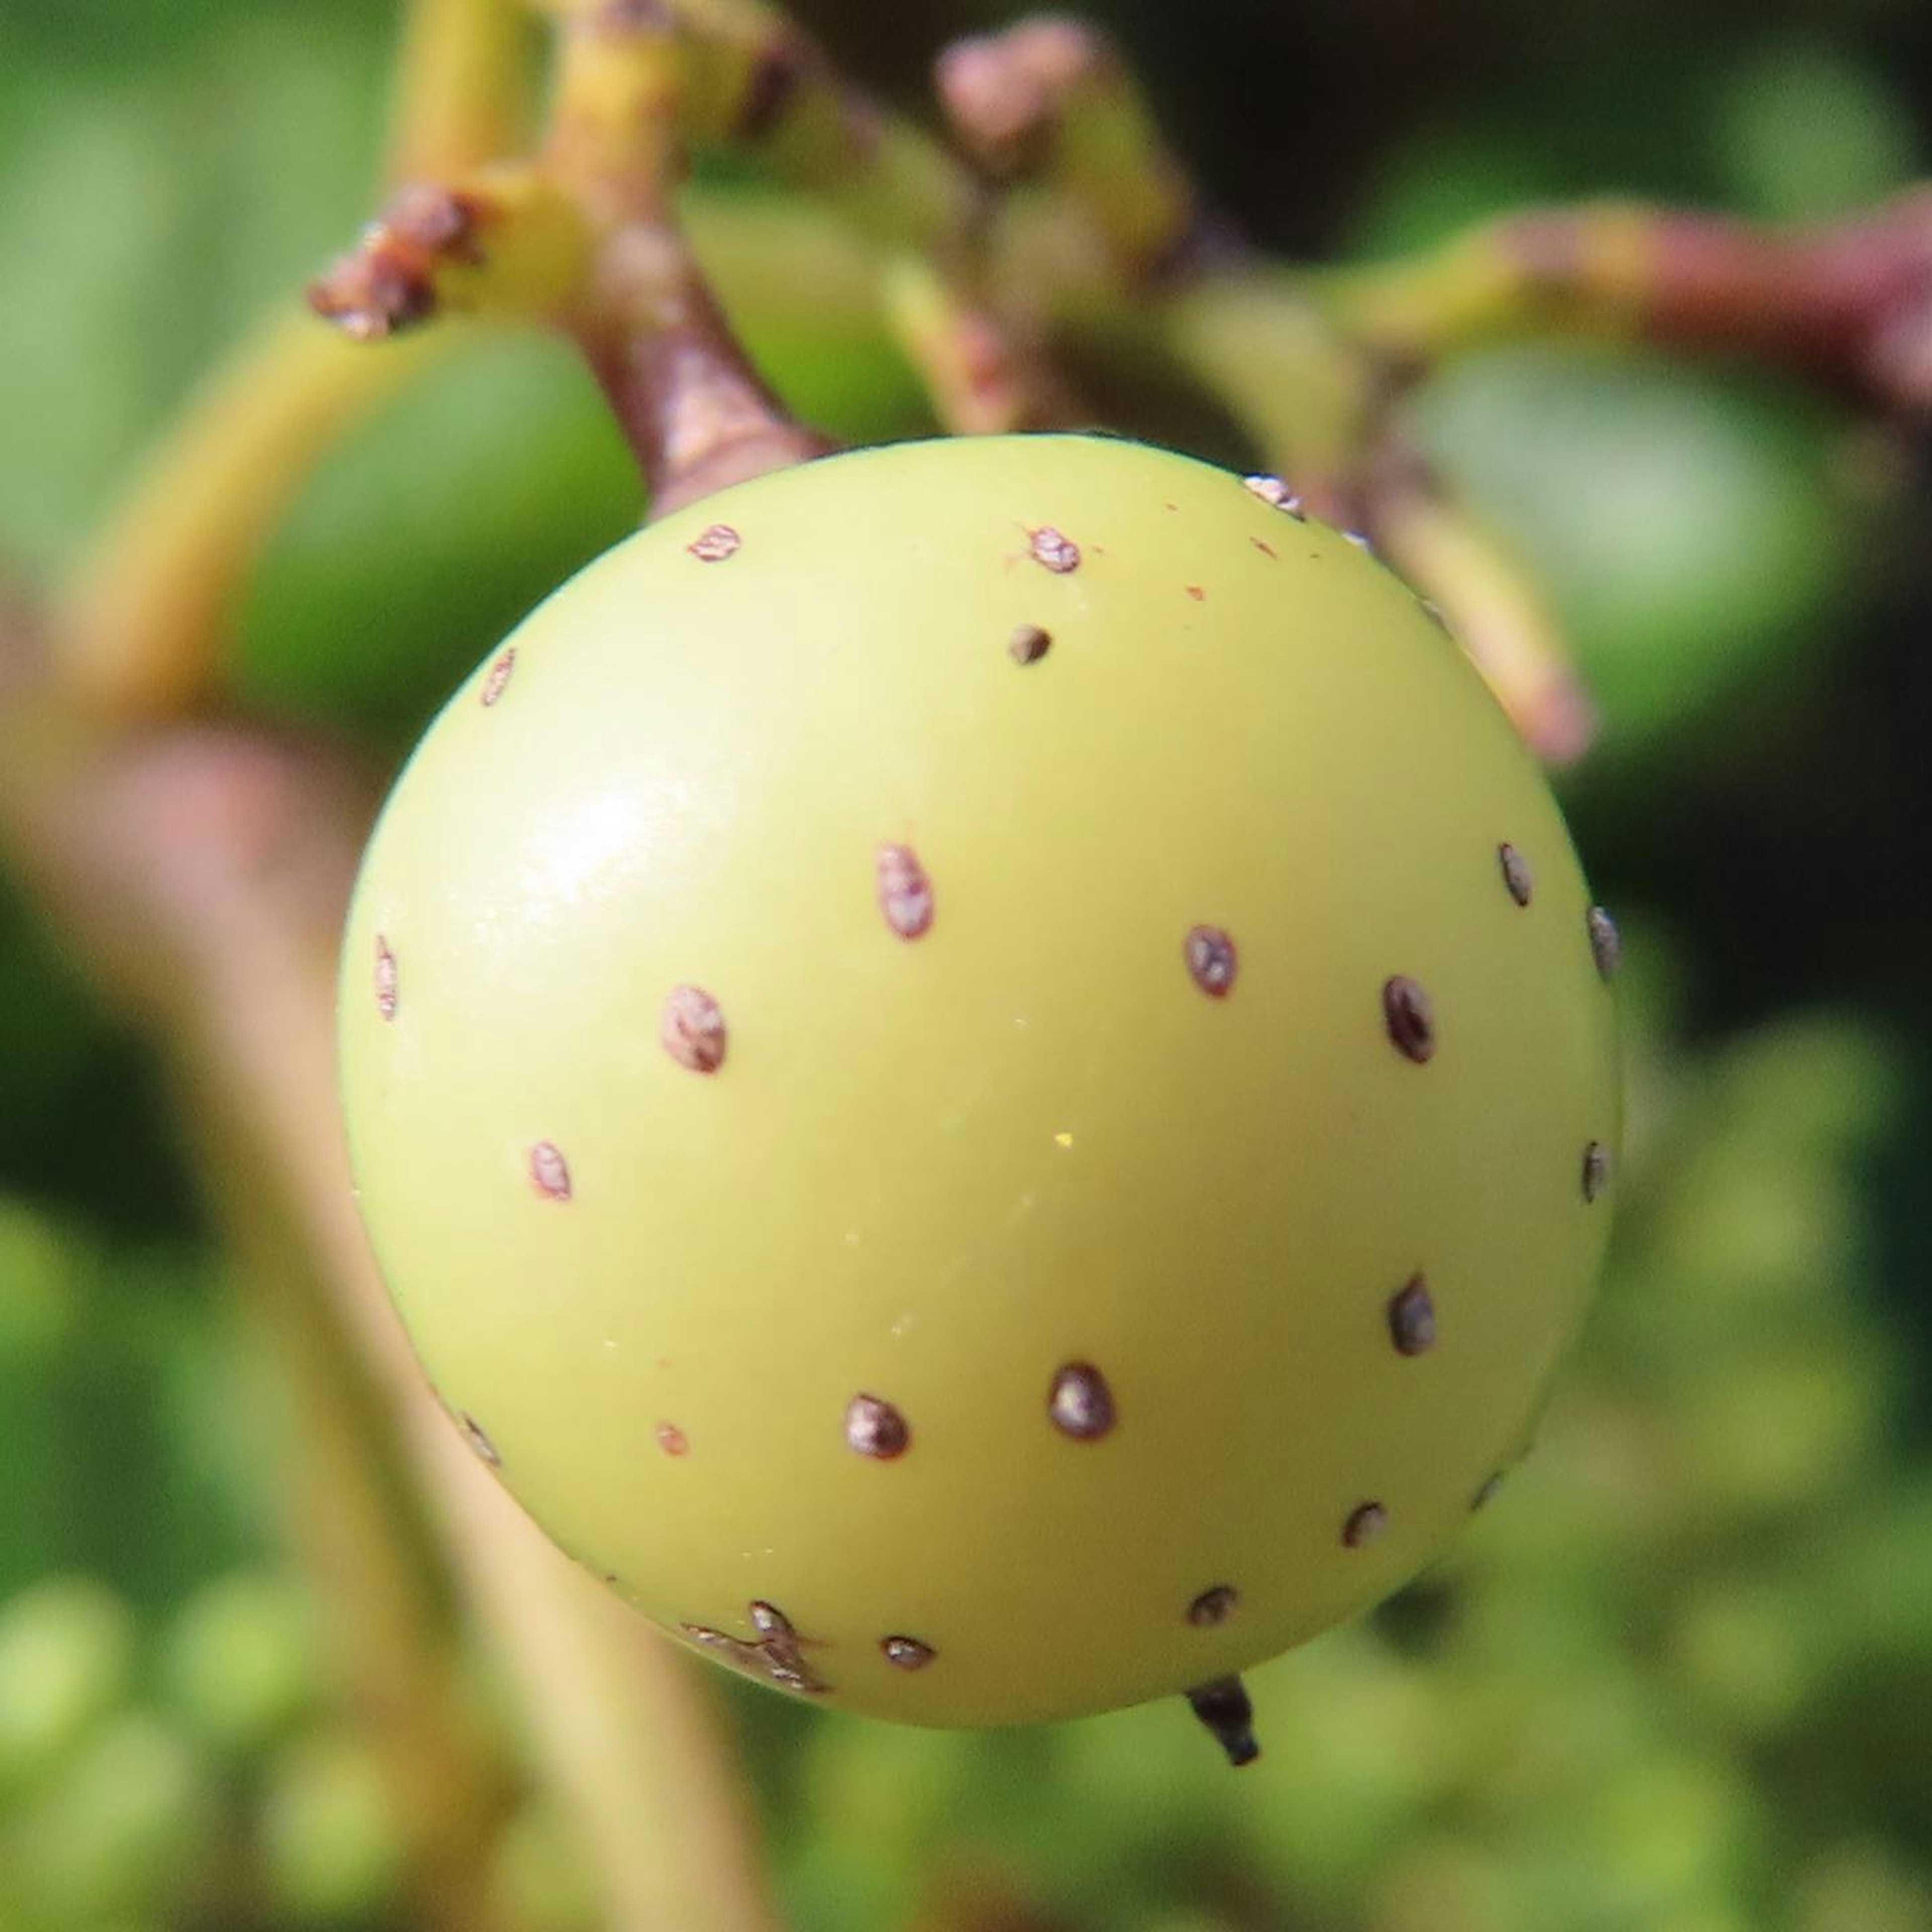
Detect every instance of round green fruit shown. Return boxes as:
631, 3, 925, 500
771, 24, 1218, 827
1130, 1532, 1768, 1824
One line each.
338, 434, 1619, 1748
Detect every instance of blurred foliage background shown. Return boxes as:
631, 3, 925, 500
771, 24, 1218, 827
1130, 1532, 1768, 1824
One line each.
4, 3, 1932, 1930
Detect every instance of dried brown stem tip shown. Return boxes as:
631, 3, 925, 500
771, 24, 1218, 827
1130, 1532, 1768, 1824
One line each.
308, 185, 490, 340
1185, 1675, 1260, 1767
937, 16, 1109, 173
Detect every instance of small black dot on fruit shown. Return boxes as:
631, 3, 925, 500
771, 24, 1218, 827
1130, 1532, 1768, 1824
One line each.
1049, 1362, 1115, 1440
881, 1636, 935, 1670
1382, 977, 1436, 1064
1343, 1502, 1389, 1548
656, 1422, 689, 1457
480, 649, 515, 707
529, 1142, 573, 1200
459, 1412, 501, 1466
661, 984, 728, 1074
1251, 537, 1278, 559
1184, 925, 1238, 998
1186, 1675, 1260, 1767
1187, 1585, 1240, 1628
876, 843, 935, 940
845, 1393, 911, 1459
1582, 1141, 1611, 1204
1587, 906, 1622, 981
1028, 526, 1081, 573
1009, 623, 1053, 665
1242, 475, 1305, 519
374, 937, 398, 1020
687, 524, 742, 562
1499, 843, 1534, 908
1387, 1274, 1437, 1356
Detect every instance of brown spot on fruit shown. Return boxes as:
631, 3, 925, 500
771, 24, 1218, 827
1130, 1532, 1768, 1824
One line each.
458, 1412, 501, 1467
876, 843, 935, 940
1382, 976, 1436, 1064
656, 1423, 689, 1458
1187, 1585, 1240, 1628
1009, 623, 1052, 665
1587, 906, 1622, 981
480, 649, 515, 706
684, 1601, 829, 1695
1343, 1502, 1389, 1548
1499, 843, 1534, 907
529, 1141, 573, 1200
1387, 1274, 1437, 1356
1251, 537, 1278, 559
373, 937, 398, 1020
1582, 1141, 1611, 1203
881, 1636, 935, 1670
1028, 526, 1080, 573
1242, 475, 1305, 519
661, 984, 728, 1073
1048, 1362, 1115, 1440
1185, 925, 1238, 998
687, 523, 742, 562
1185, 584, 1205, 602
845, 1393, 911, 1459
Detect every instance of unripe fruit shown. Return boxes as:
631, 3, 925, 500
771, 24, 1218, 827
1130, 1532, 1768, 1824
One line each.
338, 434, 1619, 1752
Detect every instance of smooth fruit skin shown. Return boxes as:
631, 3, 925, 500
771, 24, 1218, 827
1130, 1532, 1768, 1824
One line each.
338, 434, 1620, 1729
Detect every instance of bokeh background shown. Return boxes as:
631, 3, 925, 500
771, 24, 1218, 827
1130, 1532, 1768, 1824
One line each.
4, 3, 1932, 1930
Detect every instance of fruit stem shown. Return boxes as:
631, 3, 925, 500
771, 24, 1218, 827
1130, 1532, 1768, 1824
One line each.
51, 314, 456, 718
386, 0, 537, 186
935, 15, 1200, 280
1185, 1676, 1262, 1768
1316, 190, 1932, 411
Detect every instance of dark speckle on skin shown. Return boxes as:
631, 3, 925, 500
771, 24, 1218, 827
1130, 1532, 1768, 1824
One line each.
374, 937, 398, 1020
1185, 925, 1238, 998
684, 1601, 830, 1695
1382, 976, 1436, 1064
1009, 623, 1052, 665
1499, 843, 1534, 907
1242, 475, 1305, 520
1343, 1502, 1389, 1548
1049, 1362, 1115, 1440
880, 1635, 935, 1670
1582, 1141, 1611, 1204
1187, 1585, 1240, 1628
1387, 1274, 1437, 1356
1587, 906, 1623, 981
687, 523, 743, 562
458, 1412, 501, 1467
877, 843, 935, 940
1251, 537, 1278, 559
529, 1141, 573, 1200
480, 649, 516, 706
1185, 585, 1205, 602
1028, 527, 1081, 573
661, 985, 728, 1074
845, 1393, 911, 1459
